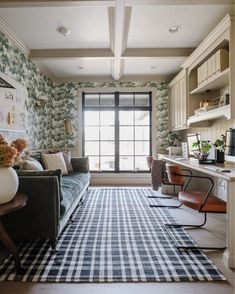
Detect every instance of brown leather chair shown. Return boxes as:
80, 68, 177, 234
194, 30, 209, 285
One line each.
164, 163, 227, 251
148, 158, 185, 208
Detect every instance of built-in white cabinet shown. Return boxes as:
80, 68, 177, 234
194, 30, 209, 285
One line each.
168, 14, 234, 129
169, 69, 187, 131
182, 14, 234, 127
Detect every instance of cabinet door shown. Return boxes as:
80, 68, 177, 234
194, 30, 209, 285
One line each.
169, 92, 175, 130
177, 83, 181, 128
169, 70, 188, 131
174, 84, 179, 129
179, 77, 187, 127
169, 87, 176, 130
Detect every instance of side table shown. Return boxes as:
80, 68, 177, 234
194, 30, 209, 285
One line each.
0, 193, 28, 272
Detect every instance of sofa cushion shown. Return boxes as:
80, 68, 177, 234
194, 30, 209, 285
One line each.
60, 172, 90, 218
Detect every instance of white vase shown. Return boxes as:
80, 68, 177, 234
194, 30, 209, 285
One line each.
0, 167, 19, 205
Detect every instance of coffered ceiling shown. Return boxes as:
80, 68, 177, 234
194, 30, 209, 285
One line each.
0, 0, 234, 82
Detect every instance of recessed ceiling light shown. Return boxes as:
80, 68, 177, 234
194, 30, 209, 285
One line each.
168, 25, 181, 33
150, 65, 157, 70
76, 66, 84, 70
57, 26, 71, 37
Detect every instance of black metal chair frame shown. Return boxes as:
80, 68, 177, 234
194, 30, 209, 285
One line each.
147, 182, 178, 199
149, 169, 192, 209
164, 171, 227, 251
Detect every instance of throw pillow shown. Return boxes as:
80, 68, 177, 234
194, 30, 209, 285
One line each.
71, 157, 89, 172
21, 157, 44, 171
62, 150, 73, 173
41, 152, 68, 175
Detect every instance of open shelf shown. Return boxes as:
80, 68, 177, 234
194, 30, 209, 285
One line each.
190, 68, 229, 94
187, 104, 230, 126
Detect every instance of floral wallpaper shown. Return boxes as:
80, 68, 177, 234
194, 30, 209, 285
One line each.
0, 31, 180, 151
54, 81, 179, 149
0, 31, 55, 149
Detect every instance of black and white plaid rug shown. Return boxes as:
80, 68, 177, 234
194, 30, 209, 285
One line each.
0, 188, 225, 282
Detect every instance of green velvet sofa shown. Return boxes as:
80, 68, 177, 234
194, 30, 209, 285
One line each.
3, 157, 90, 250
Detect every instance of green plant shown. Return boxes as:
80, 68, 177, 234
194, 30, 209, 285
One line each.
201, 141, 212, 154
192, 140, 212, 160
214, 135, 225, 152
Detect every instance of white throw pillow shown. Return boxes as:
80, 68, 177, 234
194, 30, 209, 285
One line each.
23, 158, 44, 171
41, 152, 68, 175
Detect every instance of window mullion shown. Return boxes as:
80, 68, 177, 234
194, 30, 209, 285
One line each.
115, 92, 119, 173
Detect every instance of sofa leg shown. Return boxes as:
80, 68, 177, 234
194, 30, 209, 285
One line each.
68, 216, 75, 224
79, 197, 84, 205
50, 239, 58, 253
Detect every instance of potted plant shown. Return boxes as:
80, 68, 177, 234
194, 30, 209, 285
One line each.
192, 140, 212, 163
214, 135, 225, 163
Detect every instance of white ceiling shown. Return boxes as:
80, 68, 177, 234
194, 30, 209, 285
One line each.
128, 5, 233, 48
43, 59, 112, 77
123, 58, 186, 76
0, 2, 233, 81
0, 7, 110, 49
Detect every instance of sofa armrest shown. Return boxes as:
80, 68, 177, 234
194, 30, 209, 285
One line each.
3, 176, 60, 240
71, 157, 89, 172
16, 169, 63, 201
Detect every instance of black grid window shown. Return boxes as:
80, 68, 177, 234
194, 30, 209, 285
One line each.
82, 92, 152, 172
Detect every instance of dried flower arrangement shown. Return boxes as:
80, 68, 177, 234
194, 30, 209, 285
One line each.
0, 135, 27, 167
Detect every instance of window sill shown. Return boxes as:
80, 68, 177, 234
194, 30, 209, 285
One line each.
90, 172, 151, 185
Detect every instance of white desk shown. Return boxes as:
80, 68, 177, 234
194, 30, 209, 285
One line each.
158, 154, 235, 269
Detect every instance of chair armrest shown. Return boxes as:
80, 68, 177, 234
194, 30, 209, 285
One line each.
71, 157, 89, 172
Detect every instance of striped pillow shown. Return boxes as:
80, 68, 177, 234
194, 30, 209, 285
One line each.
41, 152, 68, 175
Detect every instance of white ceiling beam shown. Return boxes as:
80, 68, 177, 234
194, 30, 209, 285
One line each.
122, 48, 195, 58
111, 1, 132, 80
29, 49, 114, 60
111, 0, 125, 80
0, 0, 115, 7
0, 0, 233, 6
56, 74, 171, 83
126, 0, 234, 5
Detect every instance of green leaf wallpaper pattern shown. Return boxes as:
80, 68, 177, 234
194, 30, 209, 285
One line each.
0, 31, 180, 151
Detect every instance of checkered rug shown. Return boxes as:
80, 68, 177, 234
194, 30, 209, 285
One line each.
0, 188, 225, 282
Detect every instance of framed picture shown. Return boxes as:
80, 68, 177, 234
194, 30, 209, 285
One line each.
187, 133, 201, 157
0, 72, 28, 133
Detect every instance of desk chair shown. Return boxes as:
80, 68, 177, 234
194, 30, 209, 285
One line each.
149, 165, 193, 209
148, 158, 185, 208
164, 163, 227, 251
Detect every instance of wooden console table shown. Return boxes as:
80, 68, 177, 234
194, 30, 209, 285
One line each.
0, 193, 28, 272
158, 154, 235, 269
